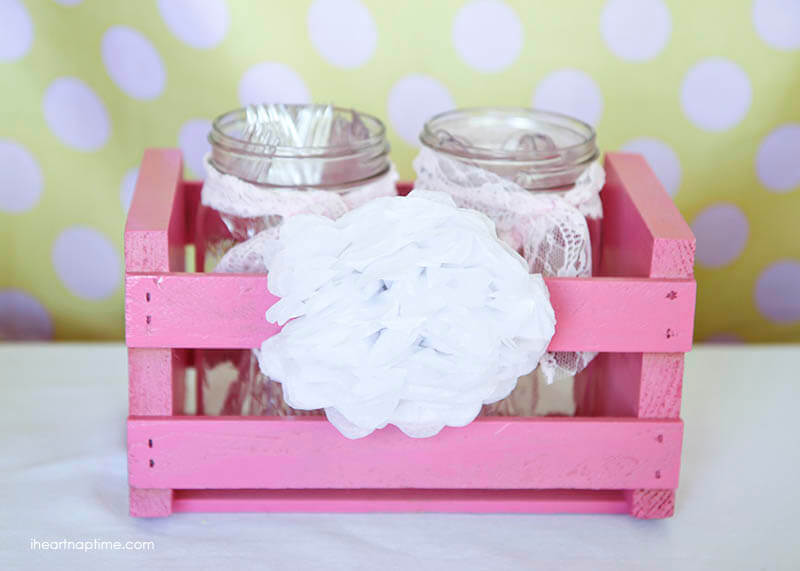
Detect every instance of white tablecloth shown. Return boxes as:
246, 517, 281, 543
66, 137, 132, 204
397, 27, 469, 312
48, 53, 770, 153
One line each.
1, 343, 798, 570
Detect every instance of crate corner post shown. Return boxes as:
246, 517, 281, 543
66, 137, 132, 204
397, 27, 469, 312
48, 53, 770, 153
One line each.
125, 148, 187, 517
603, 152, 696, 519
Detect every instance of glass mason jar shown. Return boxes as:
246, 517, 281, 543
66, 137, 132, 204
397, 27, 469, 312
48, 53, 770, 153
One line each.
202, 104, 392, 271
198, 104, 393, 417
419, 107, 599, 191
416, 107, 602, 417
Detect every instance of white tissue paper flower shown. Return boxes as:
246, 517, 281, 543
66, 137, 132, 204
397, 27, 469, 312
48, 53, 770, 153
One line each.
257, 190, 556, 438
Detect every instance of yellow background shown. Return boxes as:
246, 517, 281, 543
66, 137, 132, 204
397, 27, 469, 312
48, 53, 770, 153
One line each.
1, 0, 799, 342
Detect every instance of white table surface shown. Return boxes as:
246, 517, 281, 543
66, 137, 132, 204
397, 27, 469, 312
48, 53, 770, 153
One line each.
1, 343, 798, 570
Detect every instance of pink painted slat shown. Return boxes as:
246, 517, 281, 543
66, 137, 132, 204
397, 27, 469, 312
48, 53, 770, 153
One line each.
125, 273, 695, 352
172, 488, 629, 514
128, 416, 682, 490
124, 148, 185, 273
545, 276, 694, 352
601, 153, 696, 279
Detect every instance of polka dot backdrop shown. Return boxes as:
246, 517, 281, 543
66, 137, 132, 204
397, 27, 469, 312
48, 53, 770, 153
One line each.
0, 0, 799, 342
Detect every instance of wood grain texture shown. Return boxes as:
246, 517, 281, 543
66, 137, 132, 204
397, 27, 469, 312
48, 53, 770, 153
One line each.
628, 488, 676, 519
639, 353, 684, 419
129, 487, 172, 518
125, 273, 695, 352
128, 416, 682, 490
127, 348, 187, 416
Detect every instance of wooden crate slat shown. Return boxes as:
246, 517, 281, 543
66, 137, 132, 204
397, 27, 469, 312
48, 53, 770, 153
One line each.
601, 153, 696, 279
124, 148, 186, 273
171, 488, 631, 514
125, 272, 695, 352
128, 416, 682, 490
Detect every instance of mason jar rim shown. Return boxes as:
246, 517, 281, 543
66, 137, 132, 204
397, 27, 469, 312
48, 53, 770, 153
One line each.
209, 104, 388, 160
419, 107, 598, 165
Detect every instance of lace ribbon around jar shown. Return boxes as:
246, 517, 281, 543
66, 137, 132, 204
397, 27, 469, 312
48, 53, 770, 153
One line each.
413, 145, 606, 383
202, 154, 399, 274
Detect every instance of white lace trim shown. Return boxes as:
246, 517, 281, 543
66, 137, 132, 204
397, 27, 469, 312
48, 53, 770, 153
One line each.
204, 156, 399, 274
202, 154, 398, 220
413, 146, 605, 382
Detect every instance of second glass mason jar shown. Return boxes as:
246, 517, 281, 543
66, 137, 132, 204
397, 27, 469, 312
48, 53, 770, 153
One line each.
416, 107, 603, 417
419, 107, 599, 192
198, 104, 394, 417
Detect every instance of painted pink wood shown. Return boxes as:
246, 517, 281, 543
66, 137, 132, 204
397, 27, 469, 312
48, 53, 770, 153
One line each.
124, 149, 188, 517
127, 348, 186, 416
124, 151, 696, 518
183, 180, 202, 248
129, 487, 172, 518
628, 489, 676, 519
546, 276, 694, 352
172, 489, 629, 514
586, 353, 684, 418
599, 153, 694, 518
600, 153, 695, 279
128, 416, 682, 490
124, 148, 186, 273
638, 353, 684, 419
125, 273, 695, 352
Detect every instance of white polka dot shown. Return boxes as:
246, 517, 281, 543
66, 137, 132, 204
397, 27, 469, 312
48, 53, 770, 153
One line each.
704, 332, 744, 344
52, 227, 121, 300
0, 0, 33, 62
755, 260, 800, 323
533, 69, 604, 126
601, 0, 671, 61
754, 0, 800, 50
452, 0, 523, 72
158, 0, 229, 49
756, 124, 800, 192
681, 58, 751, 132
178, 119, 212, 179
0, 290, 53, 341
690, 203, 749, 268
120, 167, 138, 214
308, 0, 377, 69
621, 137, 682, 197
43, 77, 110, 151
0, 140, 43, 213
102, 26, 166, 100
238, 62, 311, 106
387, 74, 454, 146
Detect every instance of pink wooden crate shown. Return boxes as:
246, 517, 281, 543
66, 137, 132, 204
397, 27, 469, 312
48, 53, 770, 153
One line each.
125, 149, 696, 518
